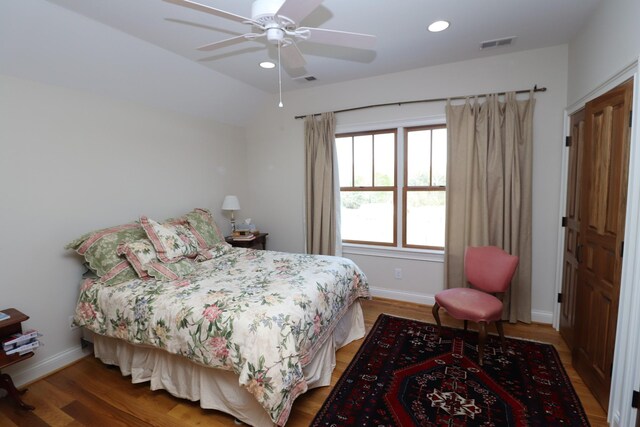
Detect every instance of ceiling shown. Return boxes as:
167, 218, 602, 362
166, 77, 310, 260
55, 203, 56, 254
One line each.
44, 0, 602, 94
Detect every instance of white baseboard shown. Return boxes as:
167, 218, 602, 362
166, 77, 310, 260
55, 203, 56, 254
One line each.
11, 345, 91, 388
370, 286, 553, 325
611, 411, 620, 427
369, 287, 436, 306
531, 310, 553, 324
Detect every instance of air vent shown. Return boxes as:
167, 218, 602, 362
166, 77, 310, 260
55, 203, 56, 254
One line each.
480, 36, 516, 50
293, 75, 317, 83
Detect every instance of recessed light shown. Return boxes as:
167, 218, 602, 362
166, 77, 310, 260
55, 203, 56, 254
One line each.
259, 61, 275, 69
428, 20, 450, 32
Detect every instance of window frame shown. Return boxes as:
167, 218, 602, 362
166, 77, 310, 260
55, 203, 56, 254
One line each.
402, 124, 447, 250
336, 128, 398, 247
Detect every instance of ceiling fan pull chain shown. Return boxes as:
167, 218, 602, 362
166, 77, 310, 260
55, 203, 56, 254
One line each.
278, 41, 284, 108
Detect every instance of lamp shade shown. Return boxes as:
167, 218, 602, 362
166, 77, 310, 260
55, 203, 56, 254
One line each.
221, 195, 240, 211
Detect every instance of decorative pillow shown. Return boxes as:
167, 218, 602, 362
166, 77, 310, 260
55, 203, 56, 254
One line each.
117, 239, 196, 281
116, 240, 155, 278
140, 216, 199, 263
183, 208, 226, 250
195, 242, 234, 261
145, 259, 196, 281
65, 223, 146, 286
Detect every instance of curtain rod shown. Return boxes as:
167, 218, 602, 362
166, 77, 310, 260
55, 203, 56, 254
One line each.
294, 85, 546, 120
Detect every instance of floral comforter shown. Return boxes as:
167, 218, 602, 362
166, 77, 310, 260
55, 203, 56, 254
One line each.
74, 247, 370, 425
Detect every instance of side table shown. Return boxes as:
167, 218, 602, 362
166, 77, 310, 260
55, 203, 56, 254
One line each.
225, 232, 268, 250
0, 308, 35, 410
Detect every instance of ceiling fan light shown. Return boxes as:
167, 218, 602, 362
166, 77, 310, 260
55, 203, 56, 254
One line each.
260, 61, 276, 69
428, 20, 450, 32
266, 26, 285, 44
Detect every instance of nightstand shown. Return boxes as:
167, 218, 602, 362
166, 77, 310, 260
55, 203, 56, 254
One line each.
226, 232, 268, 250
0, 308, 35, 410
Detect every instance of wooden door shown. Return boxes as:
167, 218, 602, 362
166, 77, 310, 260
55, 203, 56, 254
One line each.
559, 109, 585, 349
572, 79, 633, 410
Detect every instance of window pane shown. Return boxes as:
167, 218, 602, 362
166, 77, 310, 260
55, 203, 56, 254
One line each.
407, 130, 431, 186
406, 190, 446, 247
353, 135, 372, 186
374, 133, 395, 186
336, 137, 353, 187
432, 128, 447, 186
341, 191, 394, 243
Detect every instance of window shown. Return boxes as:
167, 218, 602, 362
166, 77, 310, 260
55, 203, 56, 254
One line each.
336, 129, 397, 245
336, 124, 447, 249
404, 125, 447, 249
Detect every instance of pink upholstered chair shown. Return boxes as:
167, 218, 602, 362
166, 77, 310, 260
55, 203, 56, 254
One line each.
432, 246, 519, 365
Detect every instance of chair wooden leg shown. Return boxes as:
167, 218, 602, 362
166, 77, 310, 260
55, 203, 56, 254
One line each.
495, 320, 506, 351
432, 303, 442, 336
478, 322, 487, 366
464, 320, 468, 331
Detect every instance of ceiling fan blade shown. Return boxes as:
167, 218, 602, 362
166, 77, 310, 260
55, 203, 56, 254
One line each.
280, 42, 307, 69
276, 0, 322, 24
299, 27, 376, 50
285, 67, 308, 79
197, 34, 258, 51
164, 0, 260, 26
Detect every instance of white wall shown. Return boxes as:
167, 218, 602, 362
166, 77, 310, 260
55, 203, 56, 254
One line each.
245, 45, 569, 323
567, 0, 640, 104
566, 0, 640, 425
0, 74, 247, 385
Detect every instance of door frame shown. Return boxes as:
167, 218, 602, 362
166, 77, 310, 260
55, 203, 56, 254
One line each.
553, 59, 640, 426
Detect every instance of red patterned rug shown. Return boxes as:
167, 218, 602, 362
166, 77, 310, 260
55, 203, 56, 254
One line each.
312, 314, 589, 426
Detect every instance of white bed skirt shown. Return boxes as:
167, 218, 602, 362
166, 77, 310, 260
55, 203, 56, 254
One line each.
91, 301, 365, 426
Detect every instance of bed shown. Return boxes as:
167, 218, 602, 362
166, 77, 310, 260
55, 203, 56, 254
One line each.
69, 210, 370, 426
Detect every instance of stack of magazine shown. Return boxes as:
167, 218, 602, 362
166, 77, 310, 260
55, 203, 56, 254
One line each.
233, 234, 255, 241
232, 230, 256, 241
2, 330, 41, 356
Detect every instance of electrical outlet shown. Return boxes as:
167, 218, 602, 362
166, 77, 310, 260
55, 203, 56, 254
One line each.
394, 268, 402, 279
68, 315, 79, 331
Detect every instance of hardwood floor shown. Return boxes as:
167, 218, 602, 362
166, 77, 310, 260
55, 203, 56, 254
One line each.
0, 298, 608, 426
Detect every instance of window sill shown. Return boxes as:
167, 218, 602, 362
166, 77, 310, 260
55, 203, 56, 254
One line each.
342, 243, 444, 263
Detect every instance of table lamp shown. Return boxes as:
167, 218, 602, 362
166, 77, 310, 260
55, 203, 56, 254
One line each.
221, 195, 241, 232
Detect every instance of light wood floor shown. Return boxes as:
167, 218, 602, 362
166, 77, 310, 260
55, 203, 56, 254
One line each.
0, 298, 608, 426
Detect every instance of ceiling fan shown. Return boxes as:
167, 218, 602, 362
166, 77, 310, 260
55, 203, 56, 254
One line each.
164, 0, 377, 72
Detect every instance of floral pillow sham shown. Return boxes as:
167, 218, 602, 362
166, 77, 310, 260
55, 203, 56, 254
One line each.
117, 239, 195, 281
65, 223, 146, 286
140, 216, 199, 263
67, 208, 228, 285
183, 208, 226, 249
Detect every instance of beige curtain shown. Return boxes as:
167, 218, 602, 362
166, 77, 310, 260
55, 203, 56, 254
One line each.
444, 92, 534, 323
304, 112, 340, 255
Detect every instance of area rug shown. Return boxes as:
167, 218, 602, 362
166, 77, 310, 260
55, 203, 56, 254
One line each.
312, 314, 589, 426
